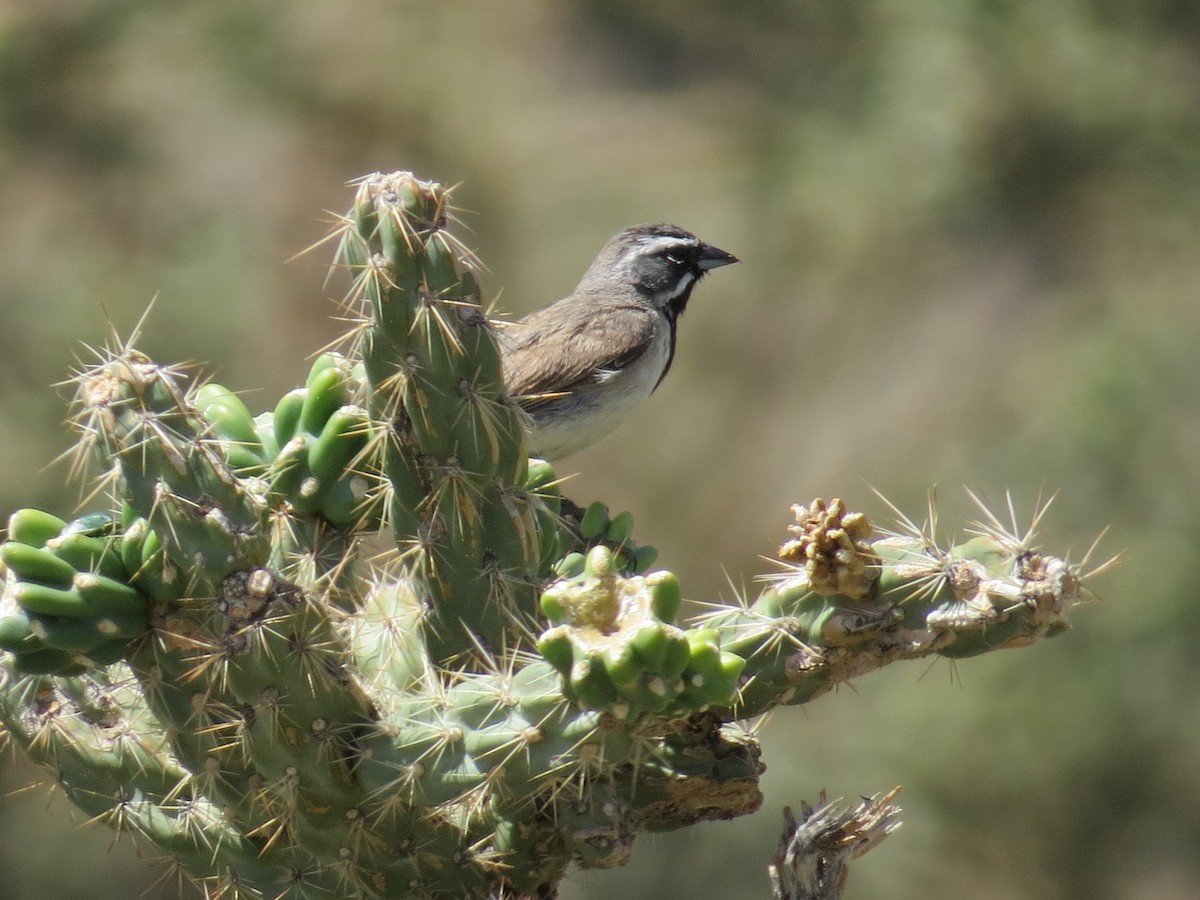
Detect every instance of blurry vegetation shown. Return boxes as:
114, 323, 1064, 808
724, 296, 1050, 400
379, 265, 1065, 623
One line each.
0, 1, 1197, 898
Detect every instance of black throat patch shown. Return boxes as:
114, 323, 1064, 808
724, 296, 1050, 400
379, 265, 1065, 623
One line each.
657, 279, 696, 389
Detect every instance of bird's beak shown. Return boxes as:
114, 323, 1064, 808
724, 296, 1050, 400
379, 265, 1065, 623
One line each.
696, 243, 739, 270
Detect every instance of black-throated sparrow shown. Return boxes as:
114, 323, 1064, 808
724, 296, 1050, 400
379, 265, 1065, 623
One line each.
501, 223, 738, 460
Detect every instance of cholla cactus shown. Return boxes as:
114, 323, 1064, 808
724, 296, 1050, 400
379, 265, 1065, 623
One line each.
0, 172, 1094, 899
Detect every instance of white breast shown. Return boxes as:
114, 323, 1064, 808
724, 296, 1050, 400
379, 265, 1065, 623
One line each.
528, 326, 671, 459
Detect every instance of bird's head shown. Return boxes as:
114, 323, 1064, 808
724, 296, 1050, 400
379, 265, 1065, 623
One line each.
579, 223, 739, 318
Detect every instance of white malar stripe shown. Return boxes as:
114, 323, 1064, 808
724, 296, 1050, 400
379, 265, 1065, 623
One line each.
664, 271, 696, 301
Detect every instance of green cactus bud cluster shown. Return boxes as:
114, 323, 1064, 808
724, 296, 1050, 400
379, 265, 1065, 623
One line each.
262, 353, 382, 528
0, 172, 1097, 899
555, 500, 659, 576
0, 510, 148, 674
537, 546, 742, 719
193, 353, 382, 530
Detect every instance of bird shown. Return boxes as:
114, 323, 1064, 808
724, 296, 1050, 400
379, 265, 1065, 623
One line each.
500, 223, 738, 460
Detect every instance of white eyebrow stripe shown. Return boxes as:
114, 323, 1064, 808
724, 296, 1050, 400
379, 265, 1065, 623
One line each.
633, 235, 698, 255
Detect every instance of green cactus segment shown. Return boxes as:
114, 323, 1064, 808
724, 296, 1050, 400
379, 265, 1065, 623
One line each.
339, 172, 542, 659
876, 533, 1080, 657
126, 635, 275, 842
126, 556, 368, 855
621, 717, 765, 833
700, 499, 1082, 718
347, 578, 431, 696
1, 540, 78, 585
0, 610, 42, 654
195, 382, 270, 474
345, 174, 511, 469
0, 511, 152, 673
0, 667, 195, 821
0, 665, 335, 893
537, 546, 739, 719
6, 508, 69, 547
75, 351, 270, 588
271, 386, 306, 448
349, 659, 646, 894
524, 458, 568, 568
118, 516, 183, 603
355, 655, 591, 807
204, 566, 401, 875
264, 353, 382, 530
69, 356, 292, 832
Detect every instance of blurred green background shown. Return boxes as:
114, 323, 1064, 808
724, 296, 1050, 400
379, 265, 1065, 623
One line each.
1, 1, 1198, 898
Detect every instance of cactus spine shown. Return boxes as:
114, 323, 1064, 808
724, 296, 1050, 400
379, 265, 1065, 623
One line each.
0, 172, 1090, 899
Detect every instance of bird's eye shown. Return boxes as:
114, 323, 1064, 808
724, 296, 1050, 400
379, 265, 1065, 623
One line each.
664, 253, 684, 266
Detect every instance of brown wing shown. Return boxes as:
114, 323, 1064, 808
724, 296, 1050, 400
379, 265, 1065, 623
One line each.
500, 301, 659, 408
